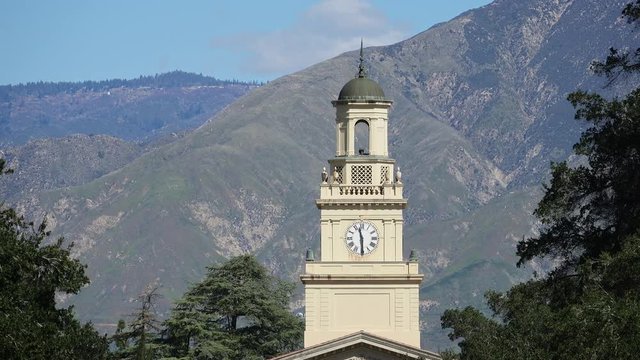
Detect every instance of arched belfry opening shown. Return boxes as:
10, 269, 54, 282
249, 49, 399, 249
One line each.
354, 119, 370, 155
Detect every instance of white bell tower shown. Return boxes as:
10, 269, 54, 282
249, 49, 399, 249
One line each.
302, 42, 423, 348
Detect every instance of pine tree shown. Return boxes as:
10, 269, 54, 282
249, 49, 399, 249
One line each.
442, 2, 640, 359
160, 255, 303, 359
110, 286, 162, 360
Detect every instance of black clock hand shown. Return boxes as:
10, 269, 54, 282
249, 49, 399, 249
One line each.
358, 226, 364, 255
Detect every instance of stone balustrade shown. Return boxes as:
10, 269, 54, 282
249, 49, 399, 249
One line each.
319, 183, 404, 200
339, 185, 383, 196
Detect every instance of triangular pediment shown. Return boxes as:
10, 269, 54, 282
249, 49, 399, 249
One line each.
271, 331, 441, 360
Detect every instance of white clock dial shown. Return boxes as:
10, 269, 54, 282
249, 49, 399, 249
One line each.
345, 221, 379, 255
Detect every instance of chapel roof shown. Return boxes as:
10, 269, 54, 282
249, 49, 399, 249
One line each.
270, 331, 442, 360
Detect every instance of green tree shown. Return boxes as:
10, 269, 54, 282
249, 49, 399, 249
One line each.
111, 285, 163, 360
0, 160, 109, 359
592, 1, 640, 83
442, 2, 640, 359
113, 320, 128, 353
160, 255, 303, 360
0, 158, 13, 175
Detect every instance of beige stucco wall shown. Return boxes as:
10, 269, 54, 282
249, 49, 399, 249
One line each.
302, 262, 422, 348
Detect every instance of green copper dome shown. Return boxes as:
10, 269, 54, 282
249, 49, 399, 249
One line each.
338, 77, 386, 101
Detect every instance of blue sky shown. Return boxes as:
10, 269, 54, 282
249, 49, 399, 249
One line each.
0, 0, 492, 85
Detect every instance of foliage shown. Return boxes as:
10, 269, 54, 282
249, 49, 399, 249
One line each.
517, 87, 640, 277
442, 2, 640, 359
443, 240, 640, 359
114, 320, 128, 353
439, 349, 461, 360
159, 255, 304, 360
111, 286, 163, 360
592, 1, 640, 83
0, 160, 108, 359
0, 159, 13, 175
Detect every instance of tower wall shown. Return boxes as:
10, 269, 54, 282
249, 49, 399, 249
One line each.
303, 59, 422, 349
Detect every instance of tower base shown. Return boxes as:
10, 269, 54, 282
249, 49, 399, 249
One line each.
301, 261, 423, 348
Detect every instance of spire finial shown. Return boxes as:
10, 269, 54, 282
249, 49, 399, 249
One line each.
358, 38, 366, 78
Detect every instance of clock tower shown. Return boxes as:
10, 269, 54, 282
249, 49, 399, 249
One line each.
301, 43, 423, 348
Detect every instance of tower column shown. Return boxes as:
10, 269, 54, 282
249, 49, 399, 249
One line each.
303, 42, 423, 349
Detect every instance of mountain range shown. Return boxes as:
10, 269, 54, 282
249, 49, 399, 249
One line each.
1, 0, 636, 350
0, 71, 256, 146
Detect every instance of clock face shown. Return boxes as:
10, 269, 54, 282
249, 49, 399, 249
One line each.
345, 221, 379, 256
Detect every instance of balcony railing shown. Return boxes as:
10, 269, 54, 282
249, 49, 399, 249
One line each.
339, 185, 383, 196
319, 183, 404, 200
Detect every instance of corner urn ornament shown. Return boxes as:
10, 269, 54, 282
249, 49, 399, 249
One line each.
333, 167, 340, 184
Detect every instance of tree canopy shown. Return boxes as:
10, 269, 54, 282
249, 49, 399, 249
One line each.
158, 255, 303, 360
441, 2, 640, 359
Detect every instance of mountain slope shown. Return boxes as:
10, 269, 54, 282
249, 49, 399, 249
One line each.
0, 134, 143, 204
11, 0, 636, 350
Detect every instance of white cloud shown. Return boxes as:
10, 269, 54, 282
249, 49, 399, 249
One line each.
213, 0, 409, 77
